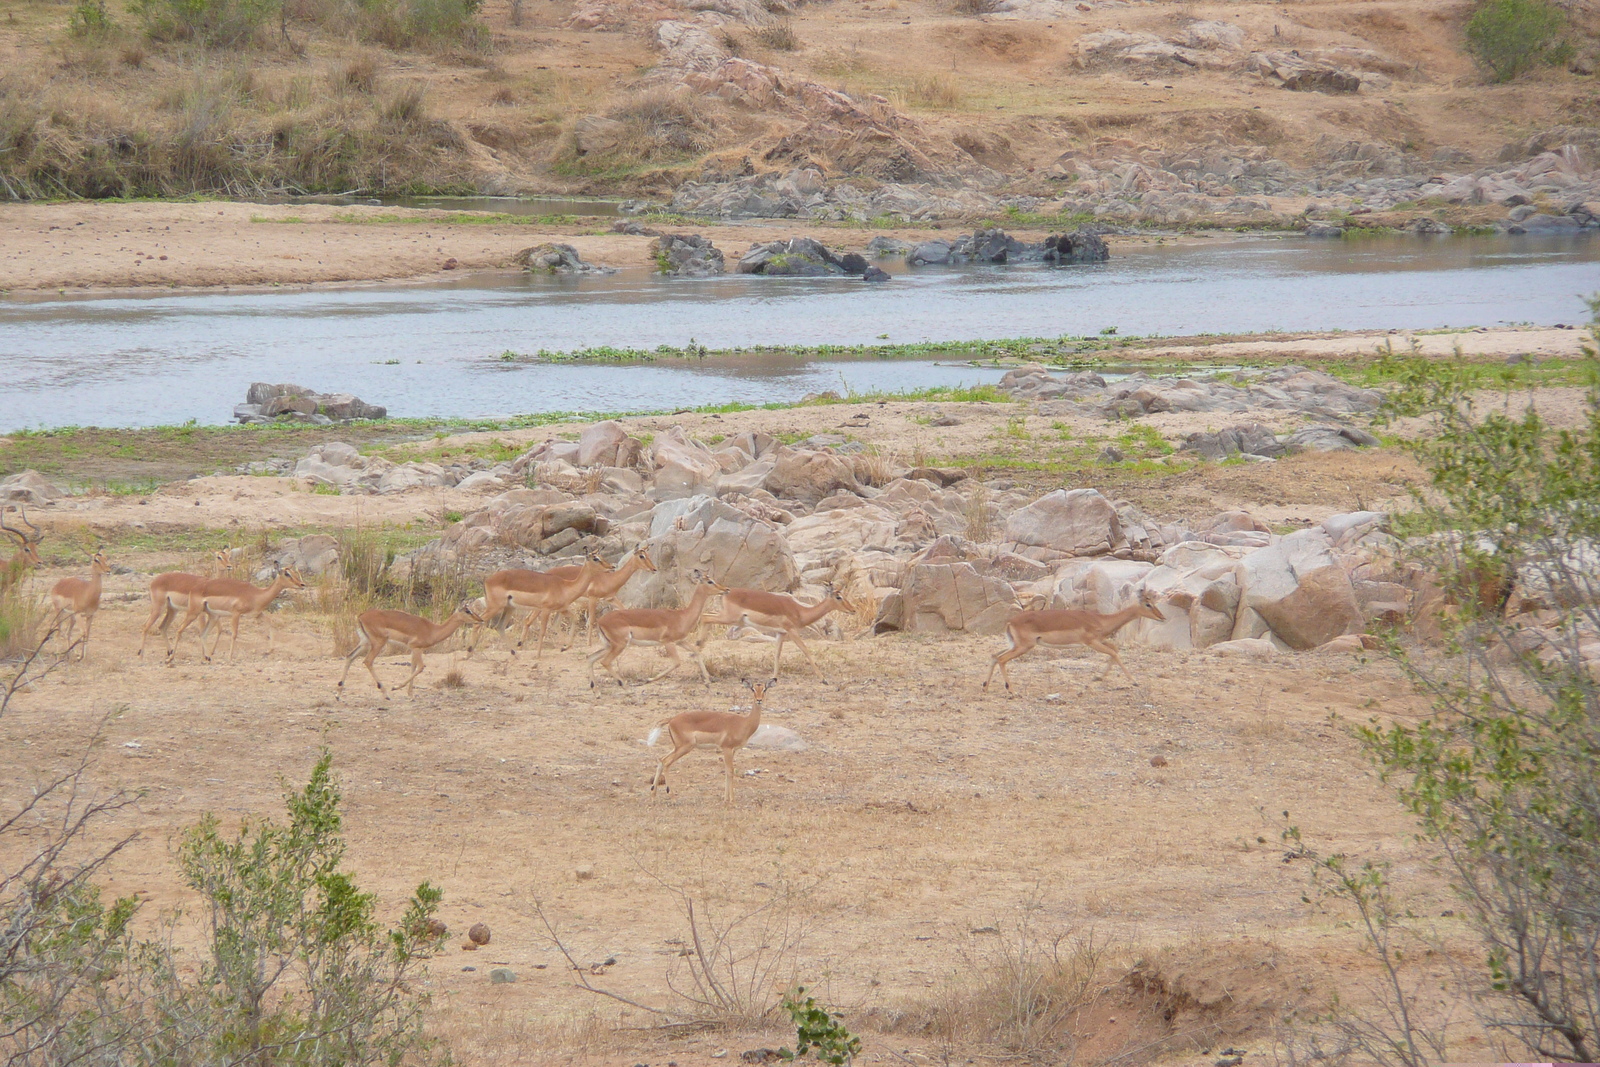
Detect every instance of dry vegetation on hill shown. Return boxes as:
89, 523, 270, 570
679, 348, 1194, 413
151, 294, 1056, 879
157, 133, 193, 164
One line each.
0, 0, 1595, 205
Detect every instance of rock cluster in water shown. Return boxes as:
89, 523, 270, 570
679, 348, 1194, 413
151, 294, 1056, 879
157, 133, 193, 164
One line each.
234, 383, 386, 425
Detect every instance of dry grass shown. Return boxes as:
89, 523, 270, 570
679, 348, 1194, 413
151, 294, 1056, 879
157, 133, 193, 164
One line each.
334, 54, 380, 94
902, 72, 963, 110
849, 449, 896, 488
568, 86, 715, 169
754, 19, 799, 51
963, 482, 991, 542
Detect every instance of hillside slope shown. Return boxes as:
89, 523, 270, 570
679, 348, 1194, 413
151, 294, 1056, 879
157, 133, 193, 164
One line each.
1, 0, 1596, 225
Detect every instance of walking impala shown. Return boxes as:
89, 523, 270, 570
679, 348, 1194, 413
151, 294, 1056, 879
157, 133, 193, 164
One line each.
699, 584, 856, 682
587, 570, 728, 687
1, 505, 43, 592
338, 602, 481, 699
648, 678, 774, 805
555, 543, 658, 649
982, 590, 1167, 692
46, 550, 111, 661
136, 548, 234, 658
480, 551, 610, 660
167, 566, 307, 664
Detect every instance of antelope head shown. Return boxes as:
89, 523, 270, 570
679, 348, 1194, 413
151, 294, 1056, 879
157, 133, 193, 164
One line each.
1, 505, 43, 568
1135, 589, 1165, 623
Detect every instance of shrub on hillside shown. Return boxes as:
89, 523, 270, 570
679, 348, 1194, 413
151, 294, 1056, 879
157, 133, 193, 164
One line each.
128, 0, 277, 47
1465, 0, 1573, 81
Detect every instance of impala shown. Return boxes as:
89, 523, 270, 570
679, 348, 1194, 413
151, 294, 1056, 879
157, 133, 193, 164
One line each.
587, 570, 728, 687
648, 678, 774, 805
136, 548, 234, 658
699, 584, 856, 682
46, 550, 111, 661
1, 505, 43, 592
481, 551, 610, 660
982, 590, 1166, 692
337, 601, 481, 699
168, 566, 307, 664
556, 543, 658, 649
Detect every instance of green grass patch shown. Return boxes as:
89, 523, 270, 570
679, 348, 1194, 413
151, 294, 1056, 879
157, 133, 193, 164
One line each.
328, 212, 582, 226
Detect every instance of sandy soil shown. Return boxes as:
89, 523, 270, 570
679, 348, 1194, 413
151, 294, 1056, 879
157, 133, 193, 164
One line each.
1, 401, 1503, 1064
0, 200, 976, 293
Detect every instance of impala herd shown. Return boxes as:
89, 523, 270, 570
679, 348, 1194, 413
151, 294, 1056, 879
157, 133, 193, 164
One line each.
5, 503, 1164, 804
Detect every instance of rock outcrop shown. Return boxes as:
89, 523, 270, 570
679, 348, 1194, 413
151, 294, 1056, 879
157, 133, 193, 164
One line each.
236, 383, 386, 425
653, 233, 726, 276
514, 243, 618, 275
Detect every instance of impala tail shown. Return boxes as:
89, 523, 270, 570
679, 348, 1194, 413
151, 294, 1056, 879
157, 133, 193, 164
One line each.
646, 726, 663, 747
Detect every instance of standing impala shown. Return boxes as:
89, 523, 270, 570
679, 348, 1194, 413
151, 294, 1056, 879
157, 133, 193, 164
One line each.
648, 678, 774, 805
338, 601, 481, 699
46, 550, 111, 661
480, 551, 610, 660
587, 570, 728, 687
167, 566, 307, 664
982, 590, 1167, 693
699, 584, 856, 682
1, 505, 43, 592
137, 548, 233, 658
556, 543, 658, 649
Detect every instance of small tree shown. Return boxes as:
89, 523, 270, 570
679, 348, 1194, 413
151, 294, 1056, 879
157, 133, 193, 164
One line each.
1465, 0, 1572, 82
1353, 298, 1600, 1060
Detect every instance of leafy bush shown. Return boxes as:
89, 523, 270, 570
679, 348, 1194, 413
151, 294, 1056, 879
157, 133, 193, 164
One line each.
128, 0, 278, 47
0, 748, 448, 1067
780, 987, 861, 1065
1342, 297, 1600, 1060
67, 0, 116, 37
1465, 0, 1572, 82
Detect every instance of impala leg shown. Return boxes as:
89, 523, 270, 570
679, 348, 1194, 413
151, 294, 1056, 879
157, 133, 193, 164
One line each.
167, 605, 204, 665
402, 649, 425, 697
336, 633, 372, 698
77, 613, 94, 662
783, 627, 830, 683
983, 632, 1029, 693
651, 741, 694, 795
366, 638, 390, 698
137, 598, 169, 657
722, 747, 737, 806
688, 641, 713, 687
642, 643, 686, 685
1085, 638, 1135, 684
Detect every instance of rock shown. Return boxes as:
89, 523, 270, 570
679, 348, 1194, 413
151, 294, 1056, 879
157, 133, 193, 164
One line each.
1238, 529, 1364, 649
747, 724, 807, 751
863, 266, 890, 282
889, 561, 1021, 634
737, 236, 846, 276
1250, 50, 1362, 93
909, 240, 951, 265
1313, 634, 1368, 653
632, 495, 798, 607
573, 115, 625, 154
1181, 19, 1245, 49
514, 243, 617, 275
0, 470, 66, 504
761, 448, 862, 505
1304, 222, 1346, 238
578, 421, 629, 467
256, 534, 340, 580
242, 383, 385, 423
653, 233, 726, 276
1281, 425, 1381, 453
489, 968, 517, 984
1041, 230, 1110, 264
1209, 636, 1279, 657
652, 427, 724, 499
865, 236, 914, 257
377, 464, 448, 494
1004, 488, 1122, 556
456, 471, 507, 492
1181, 423, 1284, 460
469, 922, 491, 945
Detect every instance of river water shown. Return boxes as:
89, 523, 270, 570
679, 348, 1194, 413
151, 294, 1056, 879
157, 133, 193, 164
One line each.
1, 233, 1595, 432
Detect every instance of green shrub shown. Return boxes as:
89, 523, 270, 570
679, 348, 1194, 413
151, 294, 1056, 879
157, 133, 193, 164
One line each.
128, 0, 277, 46
1465, 0, 1572, 82
67, 0, 116, 37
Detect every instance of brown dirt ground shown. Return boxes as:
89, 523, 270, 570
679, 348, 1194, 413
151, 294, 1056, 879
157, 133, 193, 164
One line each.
1, 403, 1506, 1064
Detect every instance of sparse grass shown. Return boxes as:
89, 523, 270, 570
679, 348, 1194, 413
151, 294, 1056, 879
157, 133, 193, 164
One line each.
754, 19, 799, 50
903, 72, 963, 110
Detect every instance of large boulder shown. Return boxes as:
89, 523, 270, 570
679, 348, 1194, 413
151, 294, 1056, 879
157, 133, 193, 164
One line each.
651, 427, 723, 499
0, 470, 66, 504
631, 495, 798, 607
653, 233, 726, 276
737, 237, 846, 276
255, 534, 341, 581
1004, 488, 1123, 556
241, 383, 385, 424
1237, 528, 1364, 649
514, 243, 617, 275
1282, 425, 1382, 453
577, 421, 629, 467
1041, 231, 1109, 264
761, 448, 862, 505
883, 561, 1020, 635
